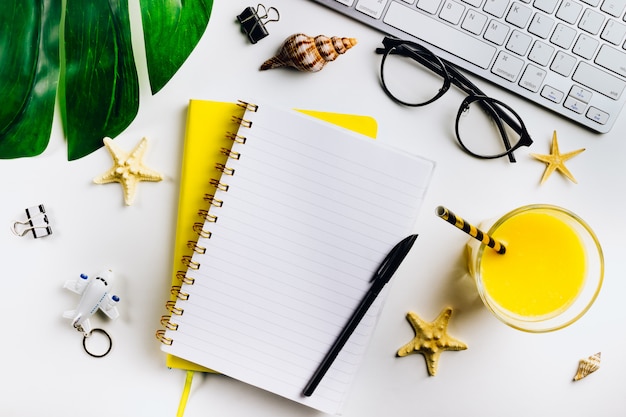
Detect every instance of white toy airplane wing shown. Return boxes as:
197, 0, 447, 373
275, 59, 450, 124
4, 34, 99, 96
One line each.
100, 294, 120, 320
64, 273, 92, 295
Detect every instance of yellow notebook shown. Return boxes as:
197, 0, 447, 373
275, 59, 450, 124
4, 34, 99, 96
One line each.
160, 100, 379, 372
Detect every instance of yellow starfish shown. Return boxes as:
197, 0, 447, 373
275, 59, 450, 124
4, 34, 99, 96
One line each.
397, 307, 467, 376
530, 131, 585, 184
94, 137, 163, 205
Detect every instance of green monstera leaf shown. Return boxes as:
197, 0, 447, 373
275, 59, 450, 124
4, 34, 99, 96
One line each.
0, 0, 213, 160
63, 0, 140, 161
0, 0, 61, 158
141, 0, 214, 95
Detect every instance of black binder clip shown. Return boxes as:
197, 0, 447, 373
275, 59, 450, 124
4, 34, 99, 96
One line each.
11, 204, 53, 238
237, 4, 280, 44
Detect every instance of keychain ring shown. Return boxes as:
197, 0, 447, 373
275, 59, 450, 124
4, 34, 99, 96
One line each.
82, 328, 112, 358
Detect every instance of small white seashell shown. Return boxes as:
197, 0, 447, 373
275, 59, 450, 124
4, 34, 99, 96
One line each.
573, 352, 601, 381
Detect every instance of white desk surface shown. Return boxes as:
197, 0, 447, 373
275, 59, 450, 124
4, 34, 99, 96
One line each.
3, 1, 626, 415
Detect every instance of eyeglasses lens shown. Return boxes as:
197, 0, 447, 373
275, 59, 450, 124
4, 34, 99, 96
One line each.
456, 98, 523, 158
382, 48, 446, 106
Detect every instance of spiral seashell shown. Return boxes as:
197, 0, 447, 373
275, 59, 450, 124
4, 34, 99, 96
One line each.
573, 352, 601, 381
260, 33, 357, 72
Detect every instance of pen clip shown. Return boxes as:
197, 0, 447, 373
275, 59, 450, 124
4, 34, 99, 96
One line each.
372, 234, 418, 283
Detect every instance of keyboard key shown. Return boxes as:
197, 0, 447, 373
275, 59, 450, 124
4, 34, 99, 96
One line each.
383, 2, 497, 68
334, 0, 356, 5
578, 8, 605, 34
528, 13, 555, 38
572, 34, 599, 59
519, 64, 547, 91
586, 107, 610, 124
491, 51, 524, 81
483, 0, 510, 17
440, 0, 466, 24
506, 3, 532, 27
506, 30, 533, 54
551, 23, 577, 48
600, 0, 626, 17
462, 9, 489, 34
595, 45, 626, 77
529, 40, 556, 65
556, 0, 583, 24
569, 85, 593, 102
551, 51, 577, 76
600, 19, 626, 45
573, 61, 626, 99
541, 85, 565, 102
534, 0, 559, 13
356, 0, 389, 18
564, 96, 586, 113
484, 19, 510, 44
418, 0, 443, 14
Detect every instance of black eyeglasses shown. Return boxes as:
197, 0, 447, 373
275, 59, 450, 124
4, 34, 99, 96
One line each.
376, 36, 533, 162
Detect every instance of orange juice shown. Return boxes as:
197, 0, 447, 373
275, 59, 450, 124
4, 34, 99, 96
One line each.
467, 205, 603, 332
480, 210, 585, 318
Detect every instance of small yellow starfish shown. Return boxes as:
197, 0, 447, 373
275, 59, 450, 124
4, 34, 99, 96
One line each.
530, 131, 585, 184
397, 307, 467, 376
94, 137, 163, 205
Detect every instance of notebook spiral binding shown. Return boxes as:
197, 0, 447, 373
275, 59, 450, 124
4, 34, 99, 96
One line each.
176, 271, 195, 285
197, 209, 218, 223
187, 240, 207, 254
156, 100, 257, 347
171, 286, 190, 300
158, 299, 184, 345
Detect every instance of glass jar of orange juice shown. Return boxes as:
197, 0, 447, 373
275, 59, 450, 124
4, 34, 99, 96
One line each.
466, 205, 604, 332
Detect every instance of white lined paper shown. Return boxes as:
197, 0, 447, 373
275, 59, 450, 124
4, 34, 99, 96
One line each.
162, 100, 434, 413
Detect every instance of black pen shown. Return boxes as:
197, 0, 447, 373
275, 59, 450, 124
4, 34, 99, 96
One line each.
302, 234, 419, 397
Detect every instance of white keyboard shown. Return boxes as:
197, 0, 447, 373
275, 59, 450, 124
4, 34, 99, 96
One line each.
309, 0, 626, 133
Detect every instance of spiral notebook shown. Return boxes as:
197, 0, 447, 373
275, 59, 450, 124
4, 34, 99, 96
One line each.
161, 100, 380, 373
158, 99, 434, 414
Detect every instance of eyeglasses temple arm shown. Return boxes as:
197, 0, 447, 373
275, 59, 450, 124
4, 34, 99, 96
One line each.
444, 63, 522, 162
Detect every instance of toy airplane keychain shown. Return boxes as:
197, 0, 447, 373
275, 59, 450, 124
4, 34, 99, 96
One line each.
63, 269, 120, 357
